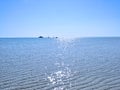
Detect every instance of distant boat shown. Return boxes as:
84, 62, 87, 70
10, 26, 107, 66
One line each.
38, 36, 44, 38
38, 36, 58, 39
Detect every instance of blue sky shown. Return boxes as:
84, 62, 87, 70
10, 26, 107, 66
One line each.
0, 0, 120, 38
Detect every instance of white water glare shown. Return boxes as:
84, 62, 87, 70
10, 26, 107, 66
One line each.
47, 62, 72, 90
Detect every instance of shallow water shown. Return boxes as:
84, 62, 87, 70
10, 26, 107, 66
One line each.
0, 37, 120, 90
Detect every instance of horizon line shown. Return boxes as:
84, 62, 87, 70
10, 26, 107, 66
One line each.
0, 36, 120, 38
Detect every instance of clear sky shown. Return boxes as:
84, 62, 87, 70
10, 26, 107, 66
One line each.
0, 0, 120, 38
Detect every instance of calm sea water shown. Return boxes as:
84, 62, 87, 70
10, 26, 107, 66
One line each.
0, 37, 120, 90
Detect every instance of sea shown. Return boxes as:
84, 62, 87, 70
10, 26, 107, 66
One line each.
0, 37, 120, 90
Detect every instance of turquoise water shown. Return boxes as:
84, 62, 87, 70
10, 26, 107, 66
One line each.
0, 37, 120, 90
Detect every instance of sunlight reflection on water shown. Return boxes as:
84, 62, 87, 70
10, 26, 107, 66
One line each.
46, 39, 75, 90
47, 62, 72, 90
